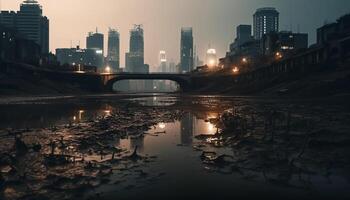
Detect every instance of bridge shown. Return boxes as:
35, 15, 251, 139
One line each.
100, 73, 193, 92
1, 62, 201, 92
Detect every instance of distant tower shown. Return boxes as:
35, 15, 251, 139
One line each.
253, 7, 279, 40
180, 27, 193, 73
107, 28, 120, 70
86, 30, 104, 53
206, 48, 217, 67
86, 30, 104, 68
130, 24, 144, 54
159, 51, 167, 72
126, 24, 144, 73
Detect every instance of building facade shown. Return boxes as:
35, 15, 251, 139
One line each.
0, 0, 49, 54
107, 28, 120, 70
253, 7, 279, 40
230, 25, 253, 53
125, 25, 147, 91
261, 31, 308, 56
0, 25, 41, 65
126, 25, 145, 73
206, 48, 217, 67
86, 31, 104, 68
86, 31, 104, 53
56, 46, 102, 70
180, 27, 194, 73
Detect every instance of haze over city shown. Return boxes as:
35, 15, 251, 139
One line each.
1, 0, 350, 199
1, 0, 349, 68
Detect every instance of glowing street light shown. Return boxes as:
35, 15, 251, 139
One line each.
232, 66, 240, 74
275, 52, 283, 60
242, 57, 248, 63
105, 66, 111, 74
208, 59, 217, 68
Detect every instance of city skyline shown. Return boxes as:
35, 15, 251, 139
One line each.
1, 0, 349, 68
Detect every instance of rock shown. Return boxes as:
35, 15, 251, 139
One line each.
0, 165, 14, 173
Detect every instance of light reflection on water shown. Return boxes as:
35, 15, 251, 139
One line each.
1, 95, 349, 199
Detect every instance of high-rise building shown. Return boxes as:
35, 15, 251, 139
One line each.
253, 7, 279, 40
0, 0, 49, 54
261, 31, 308, 56
159, 51, 167, 72
130, 25, 144, 54
107, 28, 120, 70
56, 46, 103, 68
237, 25, 252, 45
230, 25, 253, 54
125, 25, 146, 91
0, 11, 17, 29
126, 25, 144, 73
206, 48, 217, 67
86, 30, 104, 68
87, 30, 104, 53
180, 27, 193, 73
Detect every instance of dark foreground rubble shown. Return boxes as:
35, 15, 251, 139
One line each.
194, 102, 350, 191
0, 96, 350, 199
0, 105, 183, 200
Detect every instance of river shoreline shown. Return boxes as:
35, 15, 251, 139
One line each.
1, 95, 350, 199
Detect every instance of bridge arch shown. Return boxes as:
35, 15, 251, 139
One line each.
103, 73, 193, 92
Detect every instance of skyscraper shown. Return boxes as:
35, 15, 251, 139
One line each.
86, 30, 104, 53
206, 48, 217, 67
125, 25, 146, 91
86, 30, 104, 68
180, 27, 193, 73
159, 51, 167, 72
253, 7, 279, 40
237, 25, 252, 45
0, 0, 49, 54
107, 28, 120, 70
229, 25, 253, 54
126, 25, 144, 73
130, 25, 144, 54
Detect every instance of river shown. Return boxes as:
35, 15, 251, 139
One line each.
0, 94, 349, 200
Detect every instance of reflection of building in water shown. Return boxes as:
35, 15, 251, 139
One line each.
180, 113, 194, 145
130, 136, 145, 152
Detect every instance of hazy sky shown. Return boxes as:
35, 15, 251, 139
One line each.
2, 0, 350, 68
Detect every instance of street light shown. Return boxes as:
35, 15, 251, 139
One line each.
232, 66, 240, 74
242, 57, 248, 63
275, 52, 283, 60
105, 66, 111, 73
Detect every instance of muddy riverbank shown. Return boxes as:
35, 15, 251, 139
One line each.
0, 95, 350, 199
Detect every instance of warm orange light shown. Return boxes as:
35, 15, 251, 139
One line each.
232, 66, 239, 73
275, 52, 283, 59
105, 66, 111, 73
208, 59, 217, 68
207, 123, 215, 131
104, 110, 111, 116
158, 123, 166, 129
242, 57, 248, 63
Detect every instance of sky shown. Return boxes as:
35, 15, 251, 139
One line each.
1, 0, 350, 69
